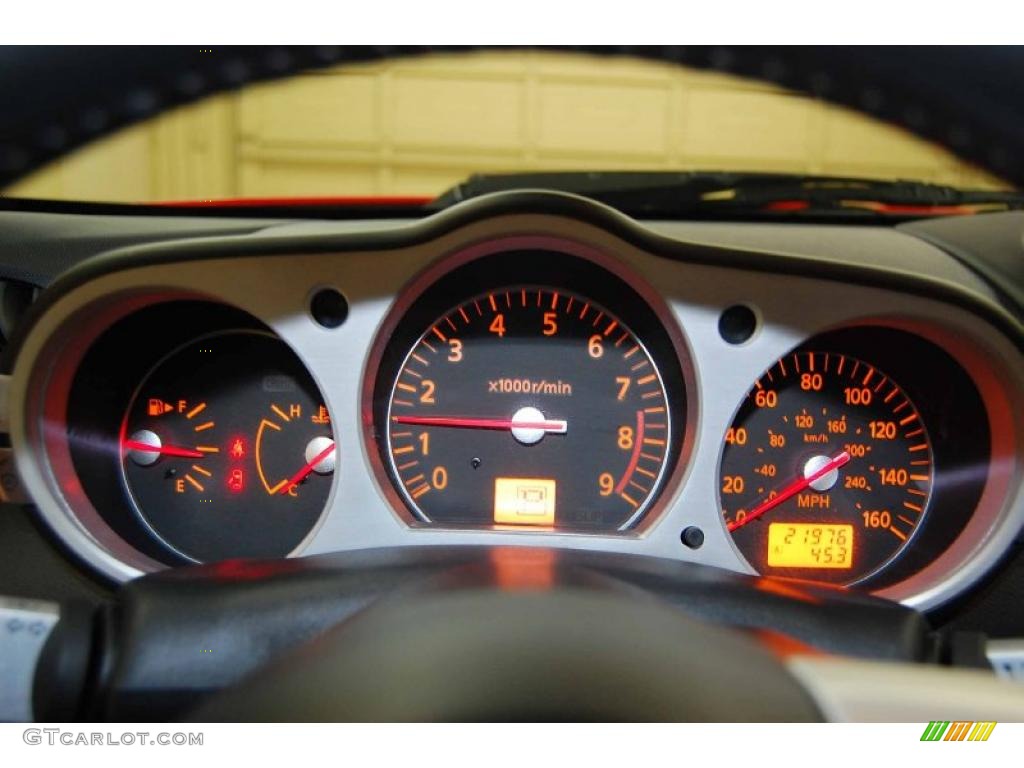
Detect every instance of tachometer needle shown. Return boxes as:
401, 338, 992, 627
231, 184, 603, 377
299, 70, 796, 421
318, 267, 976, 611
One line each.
392, 415, 568, 433
279, 441, 337, 495
123, 440, 205, 459
727, 450, 851, 532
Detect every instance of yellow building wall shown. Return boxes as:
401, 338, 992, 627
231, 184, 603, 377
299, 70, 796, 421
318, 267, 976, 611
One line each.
4, 51, 1009, 202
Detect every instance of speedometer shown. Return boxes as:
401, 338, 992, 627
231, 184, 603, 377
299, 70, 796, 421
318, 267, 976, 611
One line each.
368, 246, 691, 531
720, 350, 934, 585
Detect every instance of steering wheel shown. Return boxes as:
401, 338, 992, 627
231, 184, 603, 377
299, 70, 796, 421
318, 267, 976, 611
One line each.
6, 46, 1023, 722
188, 554, 824, 722
32, 543, 1022, 722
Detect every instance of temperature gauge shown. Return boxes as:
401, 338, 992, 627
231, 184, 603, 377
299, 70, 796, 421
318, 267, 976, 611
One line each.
120, 331, 334, 562
255, 402, 336, 497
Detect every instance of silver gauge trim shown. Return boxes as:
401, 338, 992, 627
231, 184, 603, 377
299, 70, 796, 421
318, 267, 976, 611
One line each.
5, 210, 1022, 610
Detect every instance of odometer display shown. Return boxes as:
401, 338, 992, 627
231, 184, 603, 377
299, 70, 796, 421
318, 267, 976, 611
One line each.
372, 258, 688, 532
766, 523, 853, 569
721, 350, 933, 585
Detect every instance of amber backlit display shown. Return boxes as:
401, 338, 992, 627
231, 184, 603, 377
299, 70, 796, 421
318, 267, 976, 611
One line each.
767, 523, 854, 569
494, 477, 556, 525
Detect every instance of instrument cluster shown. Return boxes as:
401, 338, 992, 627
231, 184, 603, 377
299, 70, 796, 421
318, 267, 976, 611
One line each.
7, 193, 1022, 610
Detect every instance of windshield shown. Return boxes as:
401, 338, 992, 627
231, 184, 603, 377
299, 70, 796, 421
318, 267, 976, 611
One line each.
1, 50, 1011, 204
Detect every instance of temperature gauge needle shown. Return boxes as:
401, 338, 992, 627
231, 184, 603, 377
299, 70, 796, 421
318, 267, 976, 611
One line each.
727, 450, 851, 532
123, 440, 204, 459
280, 441, 336, 495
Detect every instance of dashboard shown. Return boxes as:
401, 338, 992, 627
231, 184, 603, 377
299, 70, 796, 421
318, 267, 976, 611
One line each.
5, 191, 1023, 613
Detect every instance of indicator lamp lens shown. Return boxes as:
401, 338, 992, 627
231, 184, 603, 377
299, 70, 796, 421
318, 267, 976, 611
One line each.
494, 477, 556, 525
227, 468, 246, 494
229, 437, 247, 460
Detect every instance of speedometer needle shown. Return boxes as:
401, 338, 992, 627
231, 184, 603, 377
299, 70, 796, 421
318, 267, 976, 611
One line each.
727, 450, 851, 532
392, 415, 568, 433
122, 440, 204, 459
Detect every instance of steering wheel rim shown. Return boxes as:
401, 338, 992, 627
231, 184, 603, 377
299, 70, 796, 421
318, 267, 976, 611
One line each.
27, 545, 1024, 722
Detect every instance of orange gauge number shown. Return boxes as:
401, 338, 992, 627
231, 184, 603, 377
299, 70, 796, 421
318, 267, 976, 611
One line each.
721, 350, 933, 585
375, 282, 687, 531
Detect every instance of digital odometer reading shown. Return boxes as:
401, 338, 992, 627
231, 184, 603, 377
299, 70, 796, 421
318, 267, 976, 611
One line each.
766, 523, 853, 569
379, 285, 680, 530
720, 350, 933, 585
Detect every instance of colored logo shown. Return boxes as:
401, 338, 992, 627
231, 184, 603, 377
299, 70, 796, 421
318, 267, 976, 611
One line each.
921, 722, 996, 741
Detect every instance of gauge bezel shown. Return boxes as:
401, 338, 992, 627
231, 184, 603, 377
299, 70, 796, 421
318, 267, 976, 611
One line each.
717, 321, 1004, 594
859, 317, 1019, 608
24, 293, 337, 577
381, 284, 675, 530
361, 235, 698, 534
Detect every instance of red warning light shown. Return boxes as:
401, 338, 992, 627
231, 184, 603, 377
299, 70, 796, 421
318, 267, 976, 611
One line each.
227, 468, 245, 494
229, 437, 247, 460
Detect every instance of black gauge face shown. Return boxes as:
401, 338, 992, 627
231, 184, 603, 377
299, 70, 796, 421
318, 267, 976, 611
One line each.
120, 331, 334, 562
721, 350, 934, 585
372, 252, 688, 531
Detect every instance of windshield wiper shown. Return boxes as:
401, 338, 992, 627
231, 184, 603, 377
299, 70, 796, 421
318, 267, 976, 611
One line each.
432, 171, 1024, 220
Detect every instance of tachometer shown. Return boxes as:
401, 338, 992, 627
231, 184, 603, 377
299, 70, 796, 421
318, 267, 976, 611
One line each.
370, 248, 690, 531
720, 350, 933, 584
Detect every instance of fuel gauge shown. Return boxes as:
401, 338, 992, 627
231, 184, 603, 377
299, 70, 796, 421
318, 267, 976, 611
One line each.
120, 331, 334, 562
124, 399, 221, 492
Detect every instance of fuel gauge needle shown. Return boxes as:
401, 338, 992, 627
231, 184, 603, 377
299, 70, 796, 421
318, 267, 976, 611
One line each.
122, 440, 204, 459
